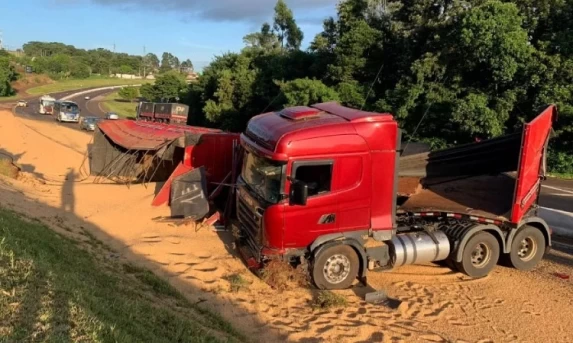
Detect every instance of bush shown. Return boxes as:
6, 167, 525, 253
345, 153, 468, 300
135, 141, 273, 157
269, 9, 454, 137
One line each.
118, 86, 139, 101
548, 150, 573, 175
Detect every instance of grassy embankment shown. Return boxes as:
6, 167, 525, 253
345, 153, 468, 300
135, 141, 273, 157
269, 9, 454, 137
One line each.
0, 207, 245, 342
99, 90, 138, 119
548, 172, 573, 180
26, 77, 152, 95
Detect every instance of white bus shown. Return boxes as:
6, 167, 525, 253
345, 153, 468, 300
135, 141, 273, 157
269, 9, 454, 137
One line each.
39, 95, 56, 115
53, 100, 81, 123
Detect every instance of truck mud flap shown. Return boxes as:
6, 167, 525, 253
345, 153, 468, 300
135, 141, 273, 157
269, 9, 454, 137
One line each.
169, 166, 209, 219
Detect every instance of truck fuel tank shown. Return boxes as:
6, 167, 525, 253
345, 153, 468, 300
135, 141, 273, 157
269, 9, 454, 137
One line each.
389, 231, 450, 267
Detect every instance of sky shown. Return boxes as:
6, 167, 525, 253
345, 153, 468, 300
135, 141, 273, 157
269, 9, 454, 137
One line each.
0, 0, 337, 71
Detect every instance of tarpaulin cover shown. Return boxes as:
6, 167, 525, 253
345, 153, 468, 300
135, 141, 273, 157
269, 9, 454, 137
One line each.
97, 120, 221, 151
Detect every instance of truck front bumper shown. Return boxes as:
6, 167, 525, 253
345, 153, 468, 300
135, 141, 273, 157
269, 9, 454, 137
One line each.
236, 238, 263, 270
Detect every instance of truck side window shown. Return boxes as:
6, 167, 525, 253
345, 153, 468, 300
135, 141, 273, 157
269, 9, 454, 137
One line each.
295, 164, 332, 197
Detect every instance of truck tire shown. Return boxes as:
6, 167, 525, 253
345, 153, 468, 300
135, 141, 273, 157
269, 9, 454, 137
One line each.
505, 225, 545, 271
454, 231, 500, 278
312, 244, 359, 290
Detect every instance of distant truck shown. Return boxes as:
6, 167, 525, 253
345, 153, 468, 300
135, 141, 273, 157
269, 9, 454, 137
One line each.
136, 102, 155, 121
234, 102, 557, 290
39, 95, 56, 115
136, 102, 189, 125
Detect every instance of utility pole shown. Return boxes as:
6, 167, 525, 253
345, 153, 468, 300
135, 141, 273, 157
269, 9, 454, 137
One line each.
0, 31, 4, 50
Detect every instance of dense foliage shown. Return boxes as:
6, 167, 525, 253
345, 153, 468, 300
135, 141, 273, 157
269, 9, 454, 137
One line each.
15, 42, 189, 80
184, 0, 573, 174
118, 86, 140, 101
0, 50, 18, 96
140, 71, 187, 102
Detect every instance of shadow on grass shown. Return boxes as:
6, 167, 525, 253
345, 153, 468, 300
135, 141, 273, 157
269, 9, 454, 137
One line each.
0, 184, 255, 342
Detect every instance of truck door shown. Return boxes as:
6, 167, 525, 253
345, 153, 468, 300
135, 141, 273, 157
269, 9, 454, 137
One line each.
283, 159, 339, 247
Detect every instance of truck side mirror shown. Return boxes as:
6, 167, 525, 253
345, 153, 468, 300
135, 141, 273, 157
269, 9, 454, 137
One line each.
290, 179, 308, 206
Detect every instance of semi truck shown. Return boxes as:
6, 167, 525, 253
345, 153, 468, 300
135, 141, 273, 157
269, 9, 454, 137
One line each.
135, 102, 155, 121
234, 102, 557, 290
39, 95, 56, 115
136, 102, 189, 125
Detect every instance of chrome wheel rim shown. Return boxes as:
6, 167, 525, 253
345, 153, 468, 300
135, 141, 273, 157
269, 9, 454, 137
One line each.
471, 243, 491, 268
517, 237, 537, 262
323, 254, 351, 284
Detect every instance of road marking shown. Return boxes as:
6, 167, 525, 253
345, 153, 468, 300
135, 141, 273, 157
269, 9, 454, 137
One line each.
542, 185, 573, 195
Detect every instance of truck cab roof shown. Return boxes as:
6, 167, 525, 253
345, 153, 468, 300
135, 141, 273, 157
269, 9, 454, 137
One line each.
243, 102, 396, 159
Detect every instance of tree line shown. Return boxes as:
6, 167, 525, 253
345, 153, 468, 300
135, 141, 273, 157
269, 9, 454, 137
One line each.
181, 0, 573, 174
0, 50, 18, 96
10, 42, 193, 80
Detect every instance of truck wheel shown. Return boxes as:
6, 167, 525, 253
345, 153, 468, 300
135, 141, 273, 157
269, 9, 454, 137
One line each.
312, 244, 359, 290
454, 231, 500, 278
505, 225, 545, 271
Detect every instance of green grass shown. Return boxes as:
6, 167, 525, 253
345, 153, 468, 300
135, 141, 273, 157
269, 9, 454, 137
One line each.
26, 77, 153, 96
310, 291, 348, 310
99, 91, 138, 119
548, 172, 573, 180
0, 94, 20, 101
0, 207, 246, 343
224, 274, 251, 293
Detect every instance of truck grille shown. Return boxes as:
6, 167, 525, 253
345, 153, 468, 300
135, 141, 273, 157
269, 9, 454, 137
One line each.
237, 196, 261, 243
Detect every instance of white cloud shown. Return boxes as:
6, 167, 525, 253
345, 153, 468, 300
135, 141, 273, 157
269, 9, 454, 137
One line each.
88, 0, 337, 22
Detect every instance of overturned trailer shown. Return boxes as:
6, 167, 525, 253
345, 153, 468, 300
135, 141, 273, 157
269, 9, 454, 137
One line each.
87, 120, 240, 219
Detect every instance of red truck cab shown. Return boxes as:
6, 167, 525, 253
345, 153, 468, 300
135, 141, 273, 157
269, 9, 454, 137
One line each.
236, 102, 556, 289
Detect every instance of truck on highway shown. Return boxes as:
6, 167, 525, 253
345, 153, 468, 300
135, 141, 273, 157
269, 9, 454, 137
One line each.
53, 100, 81, 123
135, 102, 189, 125
136, 102, 155, 121
39, 95, 56, 115
234, 102, 556, 290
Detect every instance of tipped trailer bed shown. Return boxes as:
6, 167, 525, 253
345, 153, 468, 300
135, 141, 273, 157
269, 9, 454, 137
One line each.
398, 174, 516, 222
397, 105, 557, 226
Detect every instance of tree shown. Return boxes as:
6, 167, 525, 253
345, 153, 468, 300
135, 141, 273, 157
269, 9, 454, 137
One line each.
181, 59, 194, 71
180, 0, 573, 173
69, 61, 91, 78
243, 23, 280, 50
11, 40, 178, 81
118, 86, 140, 101
144, 53, 160, 70
273, 0, 304, 50
0, 57, 16, 96
277, 78, 339, 106
140, 71, 186, 102
160, 52, 180, 73
119, 65, 134, 74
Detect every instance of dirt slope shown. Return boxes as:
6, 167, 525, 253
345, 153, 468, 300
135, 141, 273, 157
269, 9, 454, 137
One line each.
1, 109, 572, 343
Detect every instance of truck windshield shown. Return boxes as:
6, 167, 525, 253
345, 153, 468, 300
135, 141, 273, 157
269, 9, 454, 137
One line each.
242, 151, 284, 204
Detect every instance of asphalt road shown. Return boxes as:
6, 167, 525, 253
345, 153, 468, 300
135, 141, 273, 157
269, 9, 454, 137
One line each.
539, 177, 573, 212
13, 88, 113, 132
